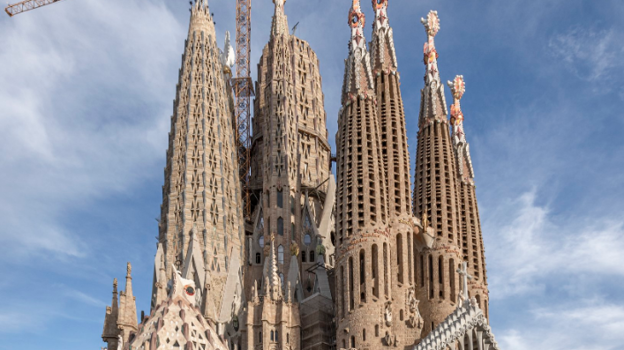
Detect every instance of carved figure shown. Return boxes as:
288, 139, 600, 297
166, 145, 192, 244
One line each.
384, 301, 393, 326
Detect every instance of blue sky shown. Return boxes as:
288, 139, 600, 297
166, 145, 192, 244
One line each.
1, 0, 623, 349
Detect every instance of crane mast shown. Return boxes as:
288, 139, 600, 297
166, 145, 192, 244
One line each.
5, 0, 63, 16
233, 0, 253, 220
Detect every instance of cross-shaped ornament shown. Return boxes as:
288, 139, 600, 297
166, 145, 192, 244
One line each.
457, 262, 473, 302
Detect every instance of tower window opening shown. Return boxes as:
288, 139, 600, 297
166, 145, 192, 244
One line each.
256, 253, 261, 264
278, 217, 284, 236
359, 249, 366, 303
278, 245, 284, 264
439, 256, 445, 299
277, 189, 283, 208
383, 243, 389, 297
429, 255, 434, 299
396, 234, 404, 284
372, 244, 379, 298
302, 251, 307, 262
349, 257, 355, 311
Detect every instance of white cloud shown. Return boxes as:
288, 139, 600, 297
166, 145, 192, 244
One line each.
486, 190, 624, 299
0, 0, 183, 259
498, 300, 624, 350
549, 27, 622, 84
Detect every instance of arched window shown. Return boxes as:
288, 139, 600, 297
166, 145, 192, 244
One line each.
259, 235, 265, 248
396, 234, 404, 283
439, 256, 444, 299
259, 332, 262, 343
301, 251, 307, 262
429, 255, 434, 299
309, 251, 315, 262
279, 273, 285, 290
383, 243, 389, 297
450, 258, 456, 302
275, 330, 279, 342
278, 245, 284, 264
372, 244, 379, 298
363, 328, 366, 341
287, 333, 290, 343
359, 249, 366, 302
351, 336, 356, 348
256, 253, 261, 264
277, 217, 284, 236
304, 233, 311, 246
277, 189, 283, 208
270, 330, 274, 341
349, 257, 355, 310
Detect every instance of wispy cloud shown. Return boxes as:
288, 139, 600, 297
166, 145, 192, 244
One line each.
549, 26, 623, 86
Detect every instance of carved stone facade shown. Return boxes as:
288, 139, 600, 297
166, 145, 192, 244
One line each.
154, 0, 245, 328
101, 1, 498, 350
245, 1, 336, 349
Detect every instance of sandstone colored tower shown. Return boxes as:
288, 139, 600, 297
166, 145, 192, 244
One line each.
448, 76, 489, 318
335, 1, 395, 348
370, 1, 428, 348
412, 11, 469, 337
245, 0, 335, 349
153, 0, 244, 328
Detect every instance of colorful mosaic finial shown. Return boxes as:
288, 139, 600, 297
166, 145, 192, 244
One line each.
421, 11, 441, 84
422, 10, 440, 37
349, 0, 365, 35
372, 0, 388, 27
448, 75, 465, 125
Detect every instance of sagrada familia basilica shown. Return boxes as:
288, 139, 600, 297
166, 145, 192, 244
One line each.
101, 0, 501, 349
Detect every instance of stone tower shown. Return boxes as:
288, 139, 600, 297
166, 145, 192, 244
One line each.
153, 0, 244, 329
102, 263, 138, 350
412, 11, 466, 337
370, 1, 427, 348
448, 76, 489, 318
245, 0, 335, 349
335, 1, 394, 348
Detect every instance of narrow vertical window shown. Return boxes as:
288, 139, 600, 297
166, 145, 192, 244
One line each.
310, 251, 315, 262
340, 266, 346, 318
372, 244, 379, 298
429, 255, 434, 299
277, 189, 283, 208
256, 253, 261, 264
450, 258, 456, 302
421, 254, 425, 287
278, 245, 284, 264
407, 232, 413, 283
301, 251, 306, 262
439, 256, 445, 299
396, 234, 404, 283
359, 249, 366, 303
277, 217, 284, 236
383, 243, 389, 297
349, 257, 355, 310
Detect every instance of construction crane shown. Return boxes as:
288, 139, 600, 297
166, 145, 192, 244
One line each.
233, 0, 254, 220
5, 0, 63, 16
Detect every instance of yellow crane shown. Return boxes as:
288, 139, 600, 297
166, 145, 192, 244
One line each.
5, 0, 64, 17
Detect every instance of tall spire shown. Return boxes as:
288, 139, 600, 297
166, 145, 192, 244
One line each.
101, 279, 120, 350
447, 76, 475, 183
370, 0, 412, 217
342, 0, 374, 104
271, 0, 289, 37
117, 263, 138, 342
448, 75, 490, 319
370, 0, 398, 73
412, 10, 464, 338
335, 1, 390, 347
156, 0, 243, 327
